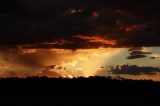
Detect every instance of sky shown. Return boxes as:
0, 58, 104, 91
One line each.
0, 0, 160, 80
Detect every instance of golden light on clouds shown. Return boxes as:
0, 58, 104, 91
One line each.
1, 47, 160, 81
0, 48, 122, 78
50, 48, 123, 77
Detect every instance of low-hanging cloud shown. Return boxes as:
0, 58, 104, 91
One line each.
127, 47, 152, 59
111, 64, 160, 75
127, 54, 147, 59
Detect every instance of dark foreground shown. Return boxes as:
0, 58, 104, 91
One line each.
0, 77, 160, 106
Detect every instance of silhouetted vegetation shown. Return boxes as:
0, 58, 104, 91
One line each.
0, 77, 159, 105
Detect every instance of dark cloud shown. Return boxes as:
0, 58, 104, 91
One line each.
128, 47, 143, 51
151, 56, 160, 60
130, 51, 151, 55
111, 64, 160, 75
127, 47, 152, 59
151, 57, 156, 59
0, 0, 160, 49
127, 54, 147, 59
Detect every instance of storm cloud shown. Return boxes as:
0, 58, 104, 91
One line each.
0, 0, 160, 49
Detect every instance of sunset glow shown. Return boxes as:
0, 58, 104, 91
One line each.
0, 0, 160, 81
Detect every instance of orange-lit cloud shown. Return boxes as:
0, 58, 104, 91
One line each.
92, 11, 99, 18
116, 9, 127, 14
43, 39, 74, 45
116, 20, 147, 32
74, 35, 116, 46
0, 48, 122, 78
125, 24, 147, 32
